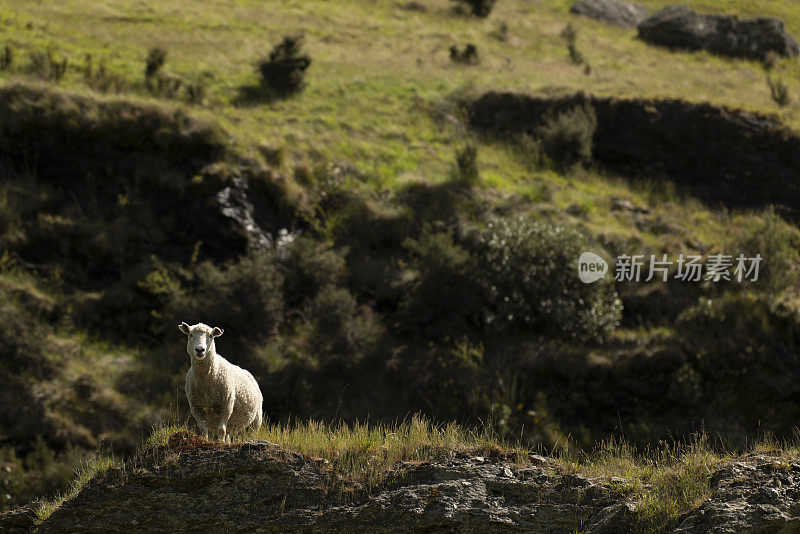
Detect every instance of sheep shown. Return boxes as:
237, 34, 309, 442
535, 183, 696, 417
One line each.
179, 322, 263, 442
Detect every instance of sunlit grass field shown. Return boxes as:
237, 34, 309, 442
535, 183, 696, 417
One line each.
1, 0, 798, 259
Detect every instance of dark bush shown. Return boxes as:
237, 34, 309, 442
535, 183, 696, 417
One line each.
449, 43, 479, 64
452, 0, 496, 18
257, 33, 312, 96
0, 45, 13, 71
726, 209, 800, 296
453, 143, 480, 183
279, 236, 347, 308
167, 250, 284, 348
399, 229, 483, 337
560, 24, 590, 73
144, 47, 167, 78
304, 284, 382, 365
478, 217, 622, 339
538, 103, 597, 168
768, 76, 790, 107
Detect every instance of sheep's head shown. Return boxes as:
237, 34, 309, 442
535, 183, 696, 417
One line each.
178, 322, 224, 361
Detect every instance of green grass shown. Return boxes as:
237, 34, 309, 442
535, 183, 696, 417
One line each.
1, 0, 797, 262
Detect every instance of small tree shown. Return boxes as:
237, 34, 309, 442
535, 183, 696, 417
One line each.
538, 103, 597, 168
258, 33, 312, 96
144, 47, 167, 78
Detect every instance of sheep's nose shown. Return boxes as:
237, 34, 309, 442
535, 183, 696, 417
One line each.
195, 347, 205, 355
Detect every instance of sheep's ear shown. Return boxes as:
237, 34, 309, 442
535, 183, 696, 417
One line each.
211, 327, 224, 338
179, 322, 191, 335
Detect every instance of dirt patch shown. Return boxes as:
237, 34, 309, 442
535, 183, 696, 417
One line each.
468, 91, 800, 218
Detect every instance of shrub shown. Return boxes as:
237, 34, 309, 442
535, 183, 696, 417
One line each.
399, 229, 483, 337
304, 284, 382, 365
767, 76, 790, 107
490, 22, 509, 42
257, 33, 312, 96
538, 102, 597, 168
29, 50, 67, 82
762, 50, 779, 71
726, 209, 800, 296
166, 250, 284, 348
279, 236, 347, 308
676, 293, 800, 370
144, 47, 167, 78
453, 143, 479, 183
452, 0, 496, 18
0, 44, 13, 71
561, 23, 590, 73
449, 44, 479, 64
478, 217, 622, 339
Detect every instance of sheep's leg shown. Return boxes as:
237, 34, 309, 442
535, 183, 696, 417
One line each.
214, 396, 235, 443
216, 422, 228, 443
198, 421, 210, 441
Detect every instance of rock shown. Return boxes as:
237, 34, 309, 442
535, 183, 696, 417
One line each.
0, 506, 35, 533
587, 502, 637, 534
23, 442, 800, 533
34, 439, 630, 533
674, 454, 800, 533
638, 5, 800, 59
570, 0, 649, 28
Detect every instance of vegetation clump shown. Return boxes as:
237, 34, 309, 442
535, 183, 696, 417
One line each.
479, 217, 622, 339
258, 33, 312, 96
767, 76, 790, 106
538, 102, 597, 168
452, 0, 496, 18
449, 43, 479, 64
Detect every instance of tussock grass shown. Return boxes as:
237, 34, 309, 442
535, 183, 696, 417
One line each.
567, 433, 719, 532
34, 456, 118, 524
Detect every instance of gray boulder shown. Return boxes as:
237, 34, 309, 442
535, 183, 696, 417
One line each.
639, 5, 799, 59
571, 0, 649, 28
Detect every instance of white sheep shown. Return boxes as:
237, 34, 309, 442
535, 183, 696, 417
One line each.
179, 322, 263, 442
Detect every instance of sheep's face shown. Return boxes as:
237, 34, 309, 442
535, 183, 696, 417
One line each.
178, 322, 223, 361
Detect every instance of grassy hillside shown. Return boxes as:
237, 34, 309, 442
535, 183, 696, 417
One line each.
2, 0, 800, 515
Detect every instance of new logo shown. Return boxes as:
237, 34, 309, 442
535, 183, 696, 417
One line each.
578, 251, 608, 284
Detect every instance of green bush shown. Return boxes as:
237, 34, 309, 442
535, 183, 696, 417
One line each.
304, 284, 382, 365
538, 103, 597, 168
258, 33, 312, 96
453, 143, 479, 183
478, 217, 621, 339
767, 76, 790, 107
167, 250, 284, 348
399, 229, 483, 337
279, 236, 347, 308
144, 47, 167, 78
724, 209, 800, 297
677, 293, 799, 357
449, 44, 479, 64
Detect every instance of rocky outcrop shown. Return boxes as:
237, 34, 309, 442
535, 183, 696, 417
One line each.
467, 92, 800, 219
674, 455, 800, 533
570, 0, 648, 28
638, 5, 800, 59
13, 433, 800, 533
